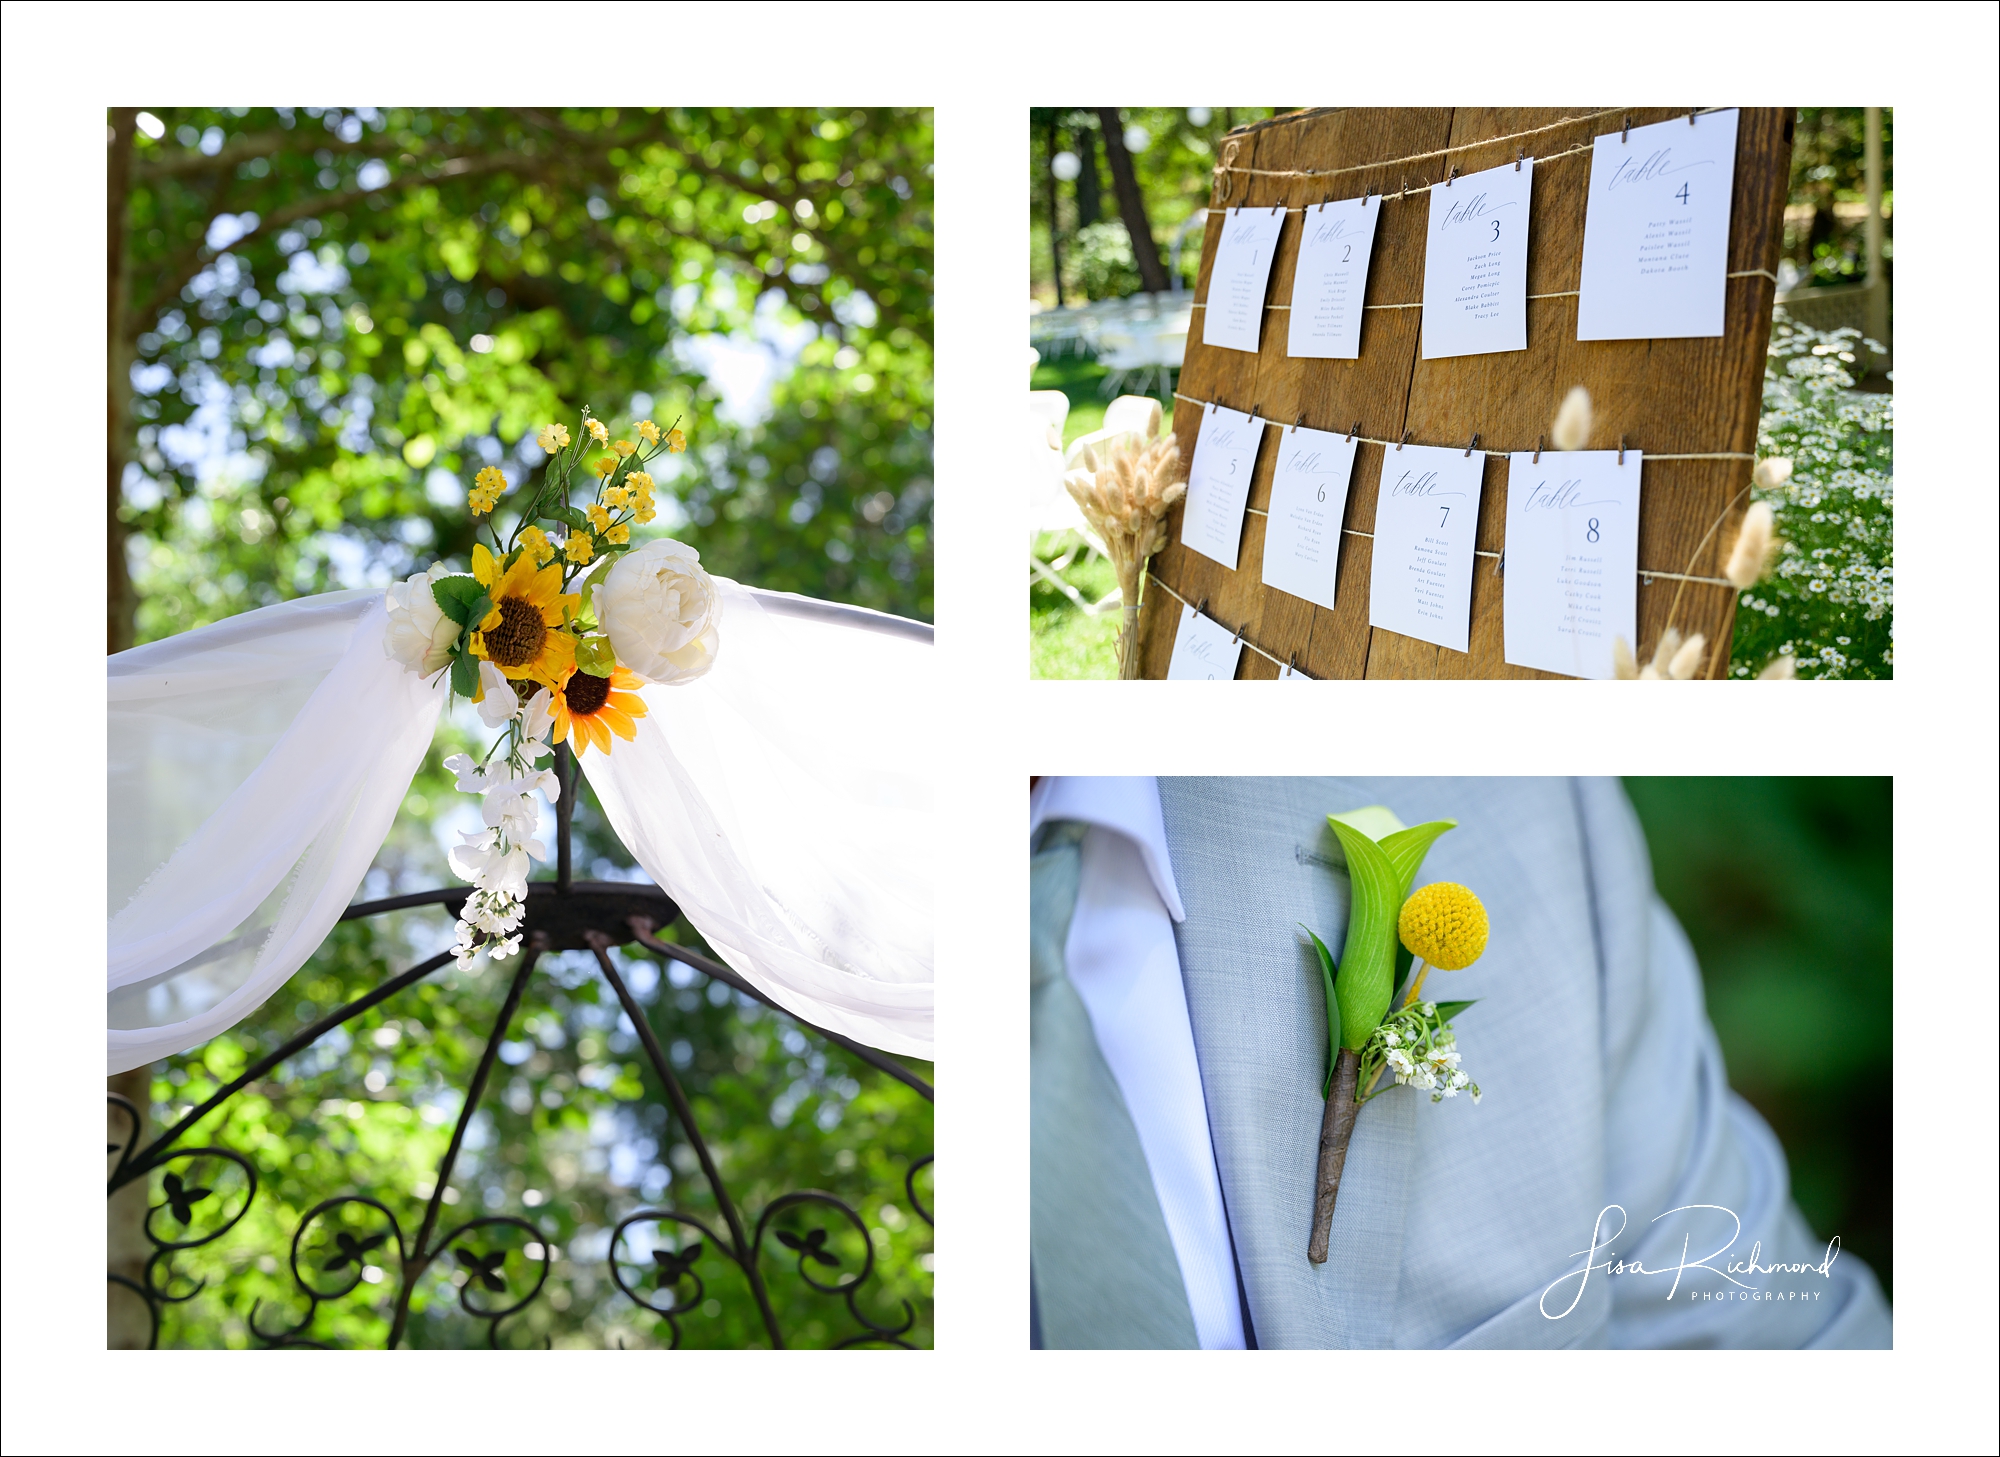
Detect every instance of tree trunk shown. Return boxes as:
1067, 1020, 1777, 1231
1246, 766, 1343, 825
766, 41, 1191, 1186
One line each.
108, 107, 137, 655
1074, 122, 1101, 228
1095, 108, 1170, 296
1045, 119, 1066, 307
109, 1066, 154, 1347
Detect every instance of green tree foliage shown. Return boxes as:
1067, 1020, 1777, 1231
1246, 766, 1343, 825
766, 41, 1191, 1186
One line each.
1029, 108, 1283, 305
1623, 778, 1891, 1297
1783, 108, 1892, 289
109, 107, 934, 1349
110, 106, 933, 651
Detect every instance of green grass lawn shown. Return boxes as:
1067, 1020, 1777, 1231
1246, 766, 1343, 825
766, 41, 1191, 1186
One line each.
1029, 354, 1175, 679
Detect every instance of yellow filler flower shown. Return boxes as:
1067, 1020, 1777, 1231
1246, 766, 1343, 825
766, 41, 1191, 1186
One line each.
1397, 881, 1488, 1005
550, 663, 650, 754
537, 422, 571, 453
467, 543, 578, 686
635, 420, 661, 445
468, 466, 507, 514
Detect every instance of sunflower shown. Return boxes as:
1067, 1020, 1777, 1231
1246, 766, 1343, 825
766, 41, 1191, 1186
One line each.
467, 543, 579, 686
550, 663, 649, 753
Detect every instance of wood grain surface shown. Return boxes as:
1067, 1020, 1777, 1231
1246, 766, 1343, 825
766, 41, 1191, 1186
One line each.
1137, 106, 1791, 680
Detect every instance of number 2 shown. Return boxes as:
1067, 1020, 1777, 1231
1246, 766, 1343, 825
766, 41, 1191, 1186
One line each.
1341, 244, 1352, 262
1586, 517, 1601, 543
1438, 506, 1450, 529
1490, 220, 1501, 241
1675, 183, 1690, 206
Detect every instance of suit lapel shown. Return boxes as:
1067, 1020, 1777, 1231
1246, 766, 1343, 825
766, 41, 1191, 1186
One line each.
1157, 777, 1417, 1349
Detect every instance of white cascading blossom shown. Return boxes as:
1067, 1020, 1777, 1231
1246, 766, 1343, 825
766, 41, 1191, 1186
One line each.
598, 537, 721, 685
384, 561, 462, 676
1366, 1002, 1482, 1104
442, 681, 558, 969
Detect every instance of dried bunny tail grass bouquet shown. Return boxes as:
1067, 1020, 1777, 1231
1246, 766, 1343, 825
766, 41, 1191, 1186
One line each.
1064, 430, 1186, 679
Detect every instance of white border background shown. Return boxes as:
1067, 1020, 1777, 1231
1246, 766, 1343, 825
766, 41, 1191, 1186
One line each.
4, 3, 1994, 1452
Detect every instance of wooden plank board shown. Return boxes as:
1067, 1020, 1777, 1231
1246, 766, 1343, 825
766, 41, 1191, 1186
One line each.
1138, 106, 1791, 680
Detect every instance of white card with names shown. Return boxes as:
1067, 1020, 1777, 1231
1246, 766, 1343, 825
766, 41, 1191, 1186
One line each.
1502, 450, 1641, 679
1179, 404, 1265, 569
1200, 206, 1285, 353
1367, 443, 1487, 653
1286, 197, 1381, 358
1260, 424, 1359, 611
1165, 601, 1244, 680
1577, 110, 1738, 340
1421, 159, 1533, 359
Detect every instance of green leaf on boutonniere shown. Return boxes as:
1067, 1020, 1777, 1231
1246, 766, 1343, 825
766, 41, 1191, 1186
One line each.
1430, 999, 1478, 1024
1392, 941, 1415, 1005
1302, 926, 1342, 1096
1324, 813, 1459, 1052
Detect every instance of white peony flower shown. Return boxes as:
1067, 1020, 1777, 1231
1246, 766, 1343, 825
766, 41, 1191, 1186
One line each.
599, 538, 722, 685
385, 562, 461, 676
475, 661, 520, 728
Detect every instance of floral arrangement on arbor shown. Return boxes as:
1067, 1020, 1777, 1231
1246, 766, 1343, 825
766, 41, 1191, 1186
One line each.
1300, 806, 1490, 1263
382, 407, 722, 967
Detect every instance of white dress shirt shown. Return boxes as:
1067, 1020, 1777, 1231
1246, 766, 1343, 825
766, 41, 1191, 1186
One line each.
1030, 776, 1245, 1349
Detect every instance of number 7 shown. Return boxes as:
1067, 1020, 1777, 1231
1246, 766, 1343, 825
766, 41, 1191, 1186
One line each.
1438, 506, 1450, 529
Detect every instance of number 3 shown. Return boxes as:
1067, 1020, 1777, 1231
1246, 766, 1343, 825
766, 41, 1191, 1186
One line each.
1490, 220, 1501, 241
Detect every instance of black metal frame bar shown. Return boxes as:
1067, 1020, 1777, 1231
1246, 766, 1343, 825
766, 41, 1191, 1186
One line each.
108, 742, 933, 1350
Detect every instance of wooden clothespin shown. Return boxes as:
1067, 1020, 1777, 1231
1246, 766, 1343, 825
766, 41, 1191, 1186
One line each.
1397, 429, 1412, 451
1621, 115, 1632, 144
1533, 434, 1545, 464
1618, 434, 1627, 465
1464, 432, 1480, 457
1346, 419, 1361, 442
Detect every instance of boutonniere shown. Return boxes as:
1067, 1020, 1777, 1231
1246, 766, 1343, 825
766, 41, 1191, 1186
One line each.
1301, 806, 1489, 1263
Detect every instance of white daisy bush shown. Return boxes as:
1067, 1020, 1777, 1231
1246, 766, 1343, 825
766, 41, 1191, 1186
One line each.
1731, 313, 1893, 680
1359, 1002, 1481, 1106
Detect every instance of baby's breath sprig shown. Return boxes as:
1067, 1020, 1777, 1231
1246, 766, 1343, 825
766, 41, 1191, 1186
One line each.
1358, 1001, 1482, 1105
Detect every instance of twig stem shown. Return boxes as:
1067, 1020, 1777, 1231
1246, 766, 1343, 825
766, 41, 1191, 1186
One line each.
1308, 1048, 1361, 1264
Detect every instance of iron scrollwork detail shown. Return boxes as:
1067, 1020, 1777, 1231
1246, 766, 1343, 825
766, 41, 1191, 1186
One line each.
107, 743, 934, 1350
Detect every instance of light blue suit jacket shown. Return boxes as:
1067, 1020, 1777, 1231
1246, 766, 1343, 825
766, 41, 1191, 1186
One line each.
1155, 777, 1890, 1349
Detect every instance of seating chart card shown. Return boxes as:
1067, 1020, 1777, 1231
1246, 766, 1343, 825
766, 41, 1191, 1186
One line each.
1420, 159, 1533, 359
1285, 197, 1381, 359
1502, 450, 1641, 679
1164, 601, 1245, 680
1178, 404, 1266, 569
1278, 663, 1311, 681
1367, 443, 1487, 653
1577, 109, 1739, 340
1259, 423, 1360, 611
1200, 206, 1285, 353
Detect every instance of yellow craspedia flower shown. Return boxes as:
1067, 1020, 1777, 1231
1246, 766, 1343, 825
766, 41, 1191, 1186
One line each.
590, 454, 618, 479
586, 502, 612, 531
586, 418, 609, 445
537, 423, 571, 453
1398, 882, 1488, 971
613, 439, 636, 458
605, 523, 631, 545
636, 420, 661, 445
666, 428, 686, 453
626, 470, 654, 493
564, 533, 595, 565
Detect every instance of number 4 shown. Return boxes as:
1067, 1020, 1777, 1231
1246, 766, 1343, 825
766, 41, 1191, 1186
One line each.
1676, 182, 1690, 205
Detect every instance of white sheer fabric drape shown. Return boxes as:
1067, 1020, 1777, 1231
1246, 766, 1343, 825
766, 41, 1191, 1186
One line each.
107, 579, 934, 1073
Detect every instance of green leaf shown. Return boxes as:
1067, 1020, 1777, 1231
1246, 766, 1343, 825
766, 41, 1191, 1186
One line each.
1322, 805, 1407, 867
463, 593, 491, 630
552, 505, 593, 533
1302, 925, 1341, 1097
573, 553, 617, 621
1379, 819, 1458, 899
575, 634, 617, 676
1392, 941, 1415, 1004
1430, 999, 1479, 1025
449, 650, 479, 699
430, 574, 486, 626
1326, 816, 1403, 1051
